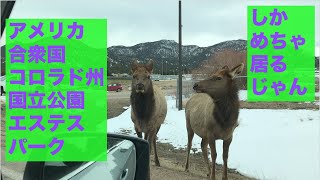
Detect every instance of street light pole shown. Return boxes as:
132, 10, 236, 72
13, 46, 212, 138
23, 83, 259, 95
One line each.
166, 61, 167, 75
162, 59, 163, 75
178, 0, 182, 110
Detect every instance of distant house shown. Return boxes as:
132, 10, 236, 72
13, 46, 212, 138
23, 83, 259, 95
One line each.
151, 74, 161, 81
120, 73, 129, 77
111, 73, 129, 77
191, 73, 206, 80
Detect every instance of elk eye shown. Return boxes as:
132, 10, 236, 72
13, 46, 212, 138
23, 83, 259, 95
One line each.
216, 77, 222, 80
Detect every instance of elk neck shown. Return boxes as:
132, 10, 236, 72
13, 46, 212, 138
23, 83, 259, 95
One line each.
130, 83, 155, 121
212, 82, 240, 129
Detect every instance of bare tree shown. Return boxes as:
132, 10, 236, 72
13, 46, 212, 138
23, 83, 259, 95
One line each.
192, 50, 247, 89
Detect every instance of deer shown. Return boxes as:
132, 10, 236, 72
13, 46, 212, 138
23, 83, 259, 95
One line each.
130, 60, 167, 167
184, 63, 244, 180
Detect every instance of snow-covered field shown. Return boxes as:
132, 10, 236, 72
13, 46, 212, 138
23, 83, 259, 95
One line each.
239, 90, 320, 106
239, 90, 247, 101
0, 87, 319, 179
108, 96, 320, 180
239, 90, 320, 102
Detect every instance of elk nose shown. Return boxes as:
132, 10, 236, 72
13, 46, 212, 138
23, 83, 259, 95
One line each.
136, 83, 144, 90
193, 83, 198, 90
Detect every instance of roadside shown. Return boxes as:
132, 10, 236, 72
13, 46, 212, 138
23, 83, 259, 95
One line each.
1, 79, 318, 179
1, 96, 244, 180
107, 85, 319, 180
108, 79, 319, 110
108, 97, 255, 180
108, 91, 319, 111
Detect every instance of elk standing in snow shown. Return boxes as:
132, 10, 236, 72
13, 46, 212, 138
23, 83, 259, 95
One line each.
130, 60, 167, 166
185, 63, 244, 180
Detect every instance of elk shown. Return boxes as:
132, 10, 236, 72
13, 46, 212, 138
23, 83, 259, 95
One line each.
184, 63, 244, 180
130, 60, 167, 166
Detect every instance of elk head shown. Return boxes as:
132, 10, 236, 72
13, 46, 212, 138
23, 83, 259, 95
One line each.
193, 63, 244, 98
131, 60, 154, 94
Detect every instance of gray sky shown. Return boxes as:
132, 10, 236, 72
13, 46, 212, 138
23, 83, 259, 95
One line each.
1, 0, 319, 55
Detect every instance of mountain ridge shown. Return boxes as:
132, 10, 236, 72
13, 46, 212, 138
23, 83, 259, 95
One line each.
108, 39, 247, 74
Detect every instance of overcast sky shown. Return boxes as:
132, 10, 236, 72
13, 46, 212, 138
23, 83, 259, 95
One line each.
2, 0, 320, 55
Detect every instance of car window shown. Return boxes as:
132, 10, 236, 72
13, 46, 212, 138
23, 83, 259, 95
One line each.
44, 162, 86, 180
41, 137, 124, 179
66, 139, 135, 180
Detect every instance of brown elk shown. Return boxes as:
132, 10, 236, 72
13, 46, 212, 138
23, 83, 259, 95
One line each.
130, 60, 167, 167
184, 63, 244, 180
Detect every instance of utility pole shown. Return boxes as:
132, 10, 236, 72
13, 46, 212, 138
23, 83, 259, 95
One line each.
178, 0, 182, 110
162, 59, 163, 75
166, 61, 168, 75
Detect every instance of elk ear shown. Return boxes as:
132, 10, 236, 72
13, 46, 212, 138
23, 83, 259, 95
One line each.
222, 65, 229, 70
132, 60, 139, 73
229, 63, 244, 79
145, 60, 154, 73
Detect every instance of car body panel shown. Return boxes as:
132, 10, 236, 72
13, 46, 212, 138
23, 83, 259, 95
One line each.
61, 140, 136, 180
22, 133, 150, 180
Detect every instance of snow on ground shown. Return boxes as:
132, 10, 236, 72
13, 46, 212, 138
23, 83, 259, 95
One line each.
108, 96, 320, 180
240, 90, 320, 101
239, 90, 247, 101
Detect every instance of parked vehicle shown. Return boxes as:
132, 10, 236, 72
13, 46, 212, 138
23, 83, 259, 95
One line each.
108, 83, 123, 92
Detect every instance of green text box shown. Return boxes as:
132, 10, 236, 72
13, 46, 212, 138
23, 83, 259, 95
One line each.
247, 6, 315, 101
6, 19, 108, 161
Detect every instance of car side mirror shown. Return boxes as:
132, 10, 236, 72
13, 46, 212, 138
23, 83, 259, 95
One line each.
22, 133, 150, 180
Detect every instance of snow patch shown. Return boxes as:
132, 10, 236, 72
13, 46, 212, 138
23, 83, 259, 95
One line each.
107, 97, 320, 180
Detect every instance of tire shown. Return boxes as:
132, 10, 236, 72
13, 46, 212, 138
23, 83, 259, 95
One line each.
117, 89, 121, 92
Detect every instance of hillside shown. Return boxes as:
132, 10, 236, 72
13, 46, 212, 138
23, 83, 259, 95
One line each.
108, 39, 247, 74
